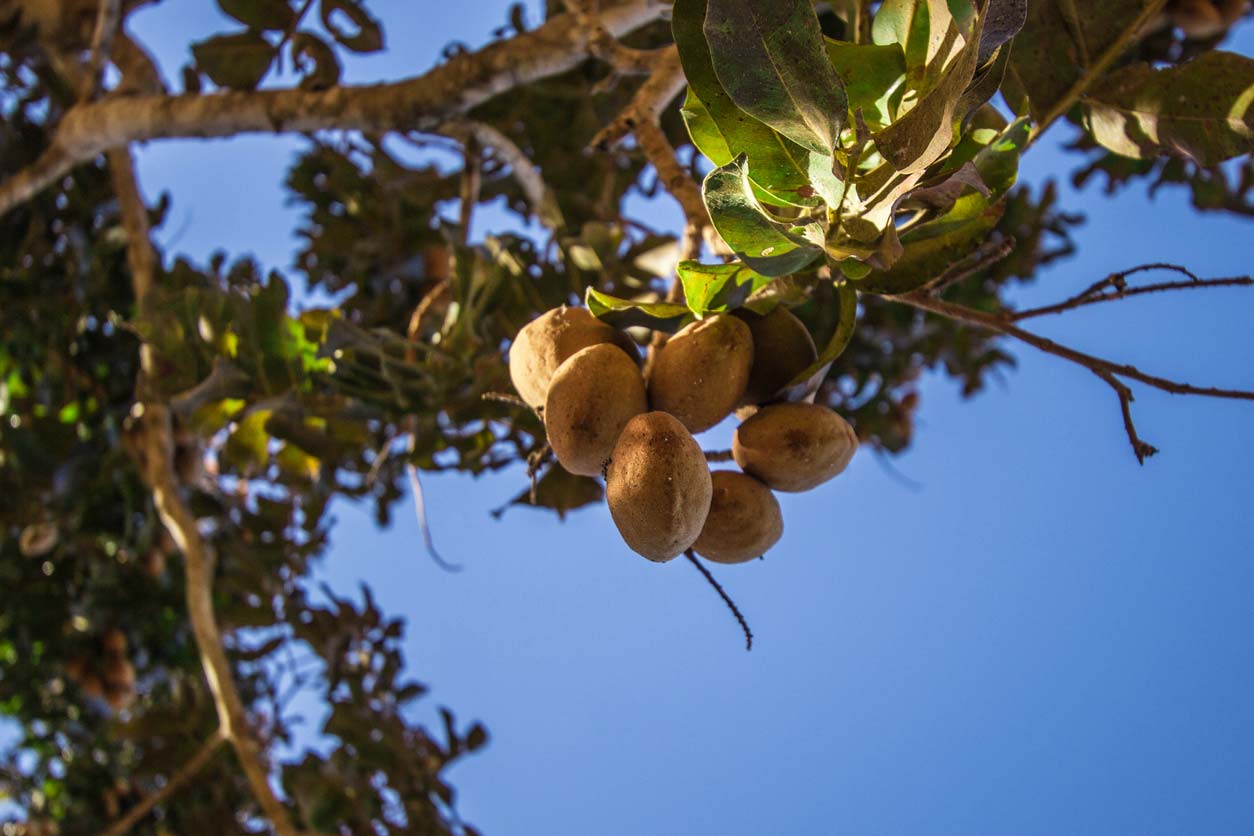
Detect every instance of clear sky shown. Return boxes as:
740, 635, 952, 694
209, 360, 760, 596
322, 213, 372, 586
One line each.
125, 4, 1254, 834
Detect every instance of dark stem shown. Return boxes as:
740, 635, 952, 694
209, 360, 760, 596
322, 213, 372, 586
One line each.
684, 550, 753, 651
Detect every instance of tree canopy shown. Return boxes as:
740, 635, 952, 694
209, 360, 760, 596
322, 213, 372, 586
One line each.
1, 0, 1253, 833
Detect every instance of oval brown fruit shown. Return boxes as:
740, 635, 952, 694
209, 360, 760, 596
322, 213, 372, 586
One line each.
545, 344, 648, 477
508, 305, 639, 408
733, 402, 858, 492
607, 412, 713, 562
648, 313, 753, 433
735, 307, 817, 405
693, 471, 783, 564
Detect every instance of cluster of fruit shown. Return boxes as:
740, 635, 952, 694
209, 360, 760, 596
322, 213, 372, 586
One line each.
508, 304, 858, 563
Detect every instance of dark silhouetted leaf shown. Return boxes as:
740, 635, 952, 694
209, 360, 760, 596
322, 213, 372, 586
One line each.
1006, 0, 1158, 125
291, 31, 341, 90
191, 31, 276, 91
217, 0, 296, 31
1083, 51, 1254, 166
320, 0, 385, 53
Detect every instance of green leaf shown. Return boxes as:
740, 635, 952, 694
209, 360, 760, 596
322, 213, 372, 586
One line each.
217, 0, 296, 30
871, 10, 983, 173
855, 200, 1004, 294
320, 0, 385, 52
1082, 52, 1254, 166
191, 31, 275, 91
1006, 0, 1159, 125
874, 0, 975, 89
224, 409, 273, 475
776, 283, 858, 401
702, 156, 824, 277
674, 0, 822, 208
584, 288, 691, 333
677, 261, 774, 318
824, 39, 908, 131
702, 0, 849, 155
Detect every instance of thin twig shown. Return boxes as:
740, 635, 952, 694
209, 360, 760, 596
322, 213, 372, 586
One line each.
406, 455, 463, 573
438, 119, 565, 228
80, 0, 124, 101
98, 732, 226, 836
919, 235, 1016, 297
685, 550, 753, 651
1093, 369, 1159, 464
1011, 264, 1249, 320
894, 287, 1254, 462
703, 449, 734, 462
457, 134, 481, 247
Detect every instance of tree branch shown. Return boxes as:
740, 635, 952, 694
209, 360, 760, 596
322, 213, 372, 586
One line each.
0, 0, 670, 218
81, 0, 124, 101
588, 45, 685, 152
437, 118, 565, 229
109, 153, 302, 836
565, 0, 669, 74
893, 286, 1254, 462
1011, 263, 1251, 321
98, 732, 226, 836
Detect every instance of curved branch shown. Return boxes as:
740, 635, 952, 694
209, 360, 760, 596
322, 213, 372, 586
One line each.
437, 118, 565, 228
1011, 263, 1251, 321
588, 45, 685, 151
109, 150, 302, 836
894, 287, 1254, 462
99, 732, 226, 836
0, 0, 670, 218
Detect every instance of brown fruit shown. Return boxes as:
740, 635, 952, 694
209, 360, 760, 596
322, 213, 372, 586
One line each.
101, 628, 127, 656
693, 471, 783, 564
606, 412, 713, 562
648, 314, 753, 433
735, 307, 817, 405
544, 344, 648, 477
508, 305, 639, 408
733, 402, 858, 492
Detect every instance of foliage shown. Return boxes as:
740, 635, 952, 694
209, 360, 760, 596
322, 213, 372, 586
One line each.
0, 0, 1252, 833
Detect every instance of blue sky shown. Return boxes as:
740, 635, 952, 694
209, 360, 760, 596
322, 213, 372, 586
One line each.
120, 4, 1254, 834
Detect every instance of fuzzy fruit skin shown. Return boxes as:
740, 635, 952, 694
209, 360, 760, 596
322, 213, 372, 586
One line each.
648, 314, 753, 433
544, 344, 648, 477
693, 471, 783, 564
735, 307, 817, 405
509, 305, 639, 408
607, 412, 713, 562
733, 402, 858, 492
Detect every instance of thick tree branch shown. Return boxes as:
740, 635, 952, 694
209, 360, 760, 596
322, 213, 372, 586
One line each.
588, 45, 685, 151
0, 0, 669, 218
565, 0, 669, 74
98, 732, 226, 836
